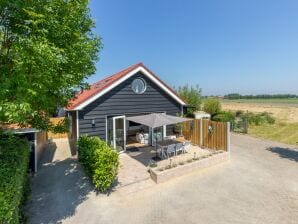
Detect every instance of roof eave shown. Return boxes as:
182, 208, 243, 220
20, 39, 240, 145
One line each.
68, 65, 187, 110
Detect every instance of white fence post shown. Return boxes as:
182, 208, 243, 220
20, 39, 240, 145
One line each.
227, 122, 231, 152
200, 118, 203, 147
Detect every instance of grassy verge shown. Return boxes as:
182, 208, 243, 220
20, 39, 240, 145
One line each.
248, 122, 298, 145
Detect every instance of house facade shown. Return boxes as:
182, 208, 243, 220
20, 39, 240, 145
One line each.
66, 63, 186, 151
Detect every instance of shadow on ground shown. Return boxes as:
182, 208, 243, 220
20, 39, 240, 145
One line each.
27, 144, 94, 224
267, 147, 298, 162
126, 146, 155, 166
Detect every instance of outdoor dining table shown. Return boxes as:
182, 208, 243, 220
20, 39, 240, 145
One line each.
157, 139, 181, 146
156, 139, 185, 159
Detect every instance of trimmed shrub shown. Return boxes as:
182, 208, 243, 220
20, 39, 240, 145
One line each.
0, 134, 30, 224
78, 136, 119, 193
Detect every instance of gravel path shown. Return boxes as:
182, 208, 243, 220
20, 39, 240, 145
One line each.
28, 134, 298, 224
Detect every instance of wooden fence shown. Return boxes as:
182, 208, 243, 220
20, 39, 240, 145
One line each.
182, 119, 230, 151
47, 117, 69, 139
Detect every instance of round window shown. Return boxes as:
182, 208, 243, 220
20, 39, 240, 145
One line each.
131, 78, 146, 94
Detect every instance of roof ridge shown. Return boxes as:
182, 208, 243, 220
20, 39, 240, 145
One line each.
88, 62, 144, 89
66, 62, 185, 110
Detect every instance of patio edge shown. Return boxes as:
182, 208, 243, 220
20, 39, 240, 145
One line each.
149, 152, 230, 183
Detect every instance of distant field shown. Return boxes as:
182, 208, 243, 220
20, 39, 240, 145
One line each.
221, 100, 298, 123
221, 99, 298, 145
220, 98, 298, 107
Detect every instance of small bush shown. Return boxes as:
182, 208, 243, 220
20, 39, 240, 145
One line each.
260, 112, 275, 124
165, 165, 171, 170
78, 136, 119, 193
187, 158, 193, 163
0, 134, 30, 224
235, 110, 243, 117
148, 160, 157, 168
158, 167, 165, 172
212, 111, 235, 122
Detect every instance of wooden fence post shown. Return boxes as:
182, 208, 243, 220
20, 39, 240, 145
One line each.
227, 122, 231, 152
200, 118, 203, 147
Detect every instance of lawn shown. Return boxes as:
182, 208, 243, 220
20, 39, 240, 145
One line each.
221, 99, 298, 145
248, 122, 298, 145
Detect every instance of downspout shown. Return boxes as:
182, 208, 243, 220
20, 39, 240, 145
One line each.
76, 110, 79, 140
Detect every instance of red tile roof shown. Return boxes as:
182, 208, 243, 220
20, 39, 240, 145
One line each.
0, 123, 28, 130
66, 63, 185, 110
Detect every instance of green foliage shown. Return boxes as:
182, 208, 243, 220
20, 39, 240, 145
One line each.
0, 134, 30, 224
78, 136, 119, 193
50, 118, 70, 134
176, 85, 202, 117
212, 111, 235, 122
174, 113, 185, 134
238, 111, 275, 126
203, 98, 222, 116
0, 0, 101, 130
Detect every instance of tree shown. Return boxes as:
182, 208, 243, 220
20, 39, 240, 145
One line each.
203, 98, 221, 117
176, 85, 202, 117
0, 0, 101, 129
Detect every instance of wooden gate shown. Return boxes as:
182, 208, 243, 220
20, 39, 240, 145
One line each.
182, 119, 230, 151
182, 119, 201, 145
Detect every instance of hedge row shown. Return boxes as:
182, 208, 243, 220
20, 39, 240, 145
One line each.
0, 135, 30, 224
77, 136, 119, 193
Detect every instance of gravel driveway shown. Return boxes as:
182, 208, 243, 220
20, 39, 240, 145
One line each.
28, 134, 298, 224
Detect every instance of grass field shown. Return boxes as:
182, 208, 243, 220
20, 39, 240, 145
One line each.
220, 98, 298, 106
221, 98, 298, 145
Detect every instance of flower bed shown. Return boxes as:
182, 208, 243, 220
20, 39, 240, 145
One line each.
149, 151, 230, 183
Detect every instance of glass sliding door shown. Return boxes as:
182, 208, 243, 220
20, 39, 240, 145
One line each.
107, 117, 114, 146
113, 116, 126, 152
107, 115, 126, 152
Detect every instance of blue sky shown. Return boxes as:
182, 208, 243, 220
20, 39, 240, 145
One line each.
89, 0, 298, 95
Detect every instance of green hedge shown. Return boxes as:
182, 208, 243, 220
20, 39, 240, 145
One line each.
78, 136, 119, 193
0, 135, 30, 224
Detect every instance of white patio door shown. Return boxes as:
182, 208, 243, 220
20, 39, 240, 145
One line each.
112, 116, 126, 152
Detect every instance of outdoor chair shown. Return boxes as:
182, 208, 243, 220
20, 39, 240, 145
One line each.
175, 142, 185, 154
143, 133, 149, 144
157, 145, 166, 159
183, 141, 191, 153
166, 144, 176, 158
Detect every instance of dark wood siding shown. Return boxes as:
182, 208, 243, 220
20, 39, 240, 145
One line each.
78, 72, 182, 140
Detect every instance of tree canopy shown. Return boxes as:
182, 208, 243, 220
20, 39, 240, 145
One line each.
203, 98, 221, 117
176, 85, 202, 117
0, 0, 101, 129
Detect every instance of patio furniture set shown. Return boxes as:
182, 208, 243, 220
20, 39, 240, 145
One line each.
136, 132, 150, 144
157, 140, 191, 159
